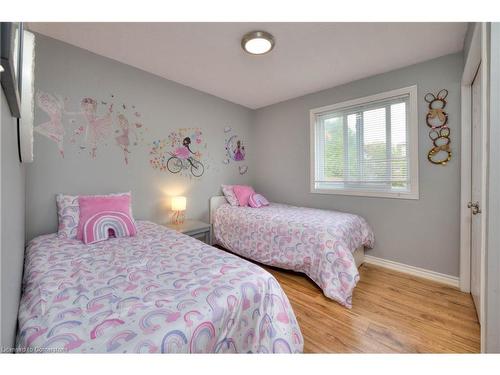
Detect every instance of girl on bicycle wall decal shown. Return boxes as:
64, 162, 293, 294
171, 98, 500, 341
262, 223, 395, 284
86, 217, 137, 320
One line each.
174, 137, 194, 159
150, 128, 206, 178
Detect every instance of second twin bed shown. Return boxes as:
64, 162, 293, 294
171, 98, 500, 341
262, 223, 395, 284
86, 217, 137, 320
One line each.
211, 197, 375, 308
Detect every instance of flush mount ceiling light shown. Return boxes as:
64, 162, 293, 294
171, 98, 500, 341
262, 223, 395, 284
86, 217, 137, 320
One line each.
241, 31, 275, 55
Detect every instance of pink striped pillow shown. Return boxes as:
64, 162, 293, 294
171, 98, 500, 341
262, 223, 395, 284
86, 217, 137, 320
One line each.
77, 194, 136, 244
248, 193, 270, 208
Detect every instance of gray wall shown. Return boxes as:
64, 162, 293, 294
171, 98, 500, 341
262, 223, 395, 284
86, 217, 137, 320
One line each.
27, 35, 255, 240
0, 90, 27, 347
463, 22, 475, 62
253, 53, 463, 277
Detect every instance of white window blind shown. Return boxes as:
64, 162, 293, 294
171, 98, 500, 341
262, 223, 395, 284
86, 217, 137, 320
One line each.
310, 86, 418, 199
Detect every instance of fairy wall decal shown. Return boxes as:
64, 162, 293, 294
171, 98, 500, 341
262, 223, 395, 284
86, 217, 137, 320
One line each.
34, 92, 66, 157
80, 98, 114, 159
34, 91, 147, 165
223, 127, 248, 174
115, 113, 141, 165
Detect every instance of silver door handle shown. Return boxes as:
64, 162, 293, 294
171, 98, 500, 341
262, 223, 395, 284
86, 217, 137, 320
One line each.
468, 201, 482, 215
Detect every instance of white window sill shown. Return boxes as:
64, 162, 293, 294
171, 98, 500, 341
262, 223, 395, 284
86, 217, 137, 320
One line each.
310, 187, 419, 200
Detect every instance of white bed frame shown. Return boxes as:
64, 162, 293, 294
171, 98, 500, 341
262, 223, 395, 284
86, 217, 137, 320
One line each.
209, 195, 365, 268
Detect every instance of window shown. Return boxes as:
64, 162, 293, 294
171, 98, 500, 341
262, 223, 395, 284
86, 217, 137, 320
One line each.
310, 86, 419, 199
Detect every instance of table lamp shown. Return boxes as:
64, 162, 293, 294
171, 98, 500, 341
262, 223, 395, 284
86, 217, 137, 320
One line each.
171, 196, 186, 224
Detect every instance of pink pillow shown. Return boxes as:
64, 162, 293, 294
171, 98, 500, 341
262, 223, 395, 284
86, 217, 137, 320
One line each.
77, 194, 136, 244
248, 193, 270, 208
232, 185, 255, 207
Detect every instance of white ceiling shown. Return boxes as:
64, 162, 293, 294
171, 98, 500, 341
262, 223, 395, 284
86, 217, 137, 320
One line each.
27, 22, 467, 109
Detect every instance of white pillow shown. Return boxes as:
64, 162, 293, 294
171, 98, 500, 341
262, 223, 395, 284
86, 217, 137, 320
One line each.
221, 185, 239, 206
56, 194, 80, 239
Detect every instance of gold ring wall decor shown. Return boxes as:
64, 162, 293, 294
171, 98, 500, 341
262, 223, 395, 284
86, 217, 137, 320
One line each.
425, 89, 451, 165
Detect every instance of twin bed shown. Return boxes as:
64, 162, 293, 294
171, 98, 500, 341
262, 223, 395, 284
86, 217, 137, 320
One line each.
17, 195, 374, 353
17, 221, 303, 353
210, 196, 374, 308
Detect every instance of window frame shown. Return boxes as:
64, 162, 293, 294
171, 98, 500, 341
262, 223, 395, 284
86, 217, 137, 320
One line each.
309, 85, 419, 199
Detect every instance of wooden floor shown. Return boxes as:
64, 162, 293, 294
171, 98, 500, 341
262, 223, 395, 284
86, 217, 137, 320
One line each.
264, 263, 480, 353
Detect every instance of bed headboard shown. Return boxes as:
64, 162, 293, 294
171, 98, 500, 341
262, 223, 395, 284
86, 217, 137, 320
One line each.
209, 195, 227, 224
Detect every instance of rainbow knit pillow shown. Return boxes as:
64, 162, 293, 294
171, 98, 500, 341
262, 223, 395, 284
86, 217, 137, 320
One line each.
248, 193, 270, 208
77, 195, 137, 244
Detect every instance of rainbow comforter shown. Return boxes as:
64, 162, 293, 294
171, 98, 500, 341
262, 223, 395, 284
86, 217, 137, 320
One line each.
214, 203, 375, 308
16, 221, 303, 353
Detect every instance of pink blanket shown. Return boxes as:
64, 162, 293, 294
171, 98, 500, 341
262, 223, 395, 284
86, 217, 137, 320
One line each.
214, 203, 374, 307
16, 221, 303, 353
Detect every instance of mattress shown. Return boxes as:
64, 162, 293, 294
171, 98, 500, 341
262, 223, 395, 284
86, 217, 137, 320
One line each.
213, 203, 375, 308
16, 221, 303, 353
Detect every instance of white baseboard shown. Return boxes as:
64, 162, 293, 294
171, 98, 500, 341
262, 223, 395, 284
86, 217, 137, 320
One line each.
364, 255, 460, 288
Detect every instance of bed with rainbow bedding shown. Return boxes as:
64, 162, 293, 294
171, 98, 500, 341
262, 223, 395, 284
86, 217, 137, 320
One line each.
16, 221, 303, 353
213, 203, 375, 308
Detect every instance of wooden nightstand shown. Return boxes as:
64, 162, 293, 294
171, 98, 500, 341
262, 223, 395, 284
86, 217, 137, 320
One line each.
166, 219, 211, 244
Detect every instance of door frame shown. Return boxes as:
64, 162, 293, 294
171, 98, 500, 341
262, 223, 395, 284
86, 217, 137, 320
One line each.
460, 22, 488, 352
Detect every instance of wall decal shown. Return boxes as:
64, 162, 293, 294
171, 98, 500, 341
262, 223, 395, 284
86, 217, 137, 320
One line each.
114, 113, 143, 165
150, 128, 206, 178
225, 135, 246, 162
34, 91, 148, 164
424, 89, 451, 165
34, 91, 66, 157
80, 97, 114, 159
223, 127, 248, 174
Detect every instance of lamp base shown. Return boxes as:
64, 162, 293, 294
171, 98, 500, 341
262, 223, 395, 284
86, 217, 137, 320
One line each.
172, 210, 185, 225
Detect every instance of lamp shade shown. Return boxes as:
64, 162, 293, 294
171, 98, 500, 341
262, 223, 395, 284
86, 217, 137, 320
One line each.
171, 196, 186, 211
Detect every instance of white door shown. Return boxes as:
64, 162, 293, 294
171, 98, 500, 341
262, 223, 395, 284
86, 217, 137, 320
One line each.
470, 62, 483, 322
